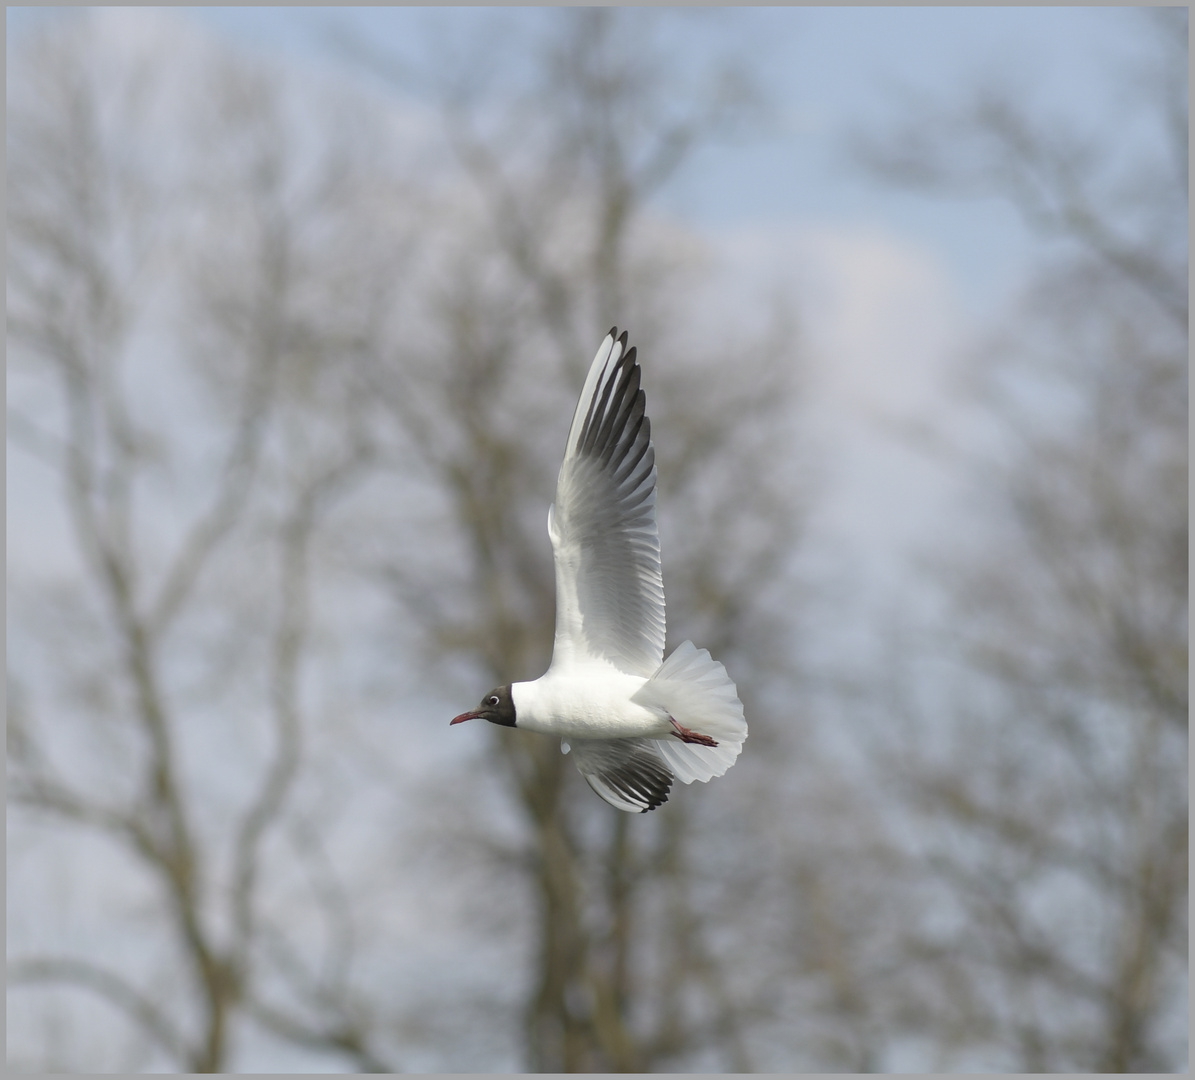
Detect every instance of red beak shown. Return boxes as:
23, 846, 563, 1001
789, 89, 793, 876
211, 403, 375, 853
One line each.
450, 710, 481, 726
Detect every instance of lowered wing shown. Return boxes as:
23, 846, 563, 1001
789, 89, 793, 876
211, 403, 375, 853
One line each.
569, 737, 674, 813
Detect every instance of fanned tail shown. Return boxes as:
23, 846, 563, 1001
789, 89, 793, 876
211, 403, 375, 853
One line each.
631, 641, 747, 784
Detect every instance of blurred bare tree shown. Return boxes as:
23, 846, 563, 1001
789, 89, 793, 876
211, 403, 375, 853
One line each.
855, 8, 1187, 1070
352, 8, 807, 1071
9, 8, 821, 1074
7, 15, 415, 1071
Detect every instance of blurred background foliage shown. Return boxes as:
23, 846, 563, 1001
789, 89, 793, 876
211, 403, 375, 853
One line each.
7, 7, 1186, 1072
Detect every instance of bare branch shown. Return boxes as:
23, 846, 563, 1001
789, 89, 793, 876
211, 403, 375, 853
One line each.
10, 957, 191, 1066
229, 447, 373, 961
246, 998, 398, 1073
148, 353, 277, 636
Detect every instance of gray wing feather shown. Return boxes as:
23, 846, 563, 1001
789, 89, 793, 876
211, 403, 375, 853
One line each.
549, 330, 666, 675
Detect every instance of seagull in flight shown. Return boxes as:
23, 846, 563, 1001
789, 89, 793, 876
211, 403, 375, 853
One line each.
451, 329, 746, 812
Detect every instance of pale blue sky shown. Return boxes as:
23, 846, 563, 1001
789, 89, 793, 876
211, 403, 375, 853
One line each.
8, 5, 1149, 313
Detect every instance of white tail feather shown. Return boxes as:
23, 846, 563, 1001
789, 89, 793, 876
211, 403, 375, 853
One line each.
632, 641, 747, 784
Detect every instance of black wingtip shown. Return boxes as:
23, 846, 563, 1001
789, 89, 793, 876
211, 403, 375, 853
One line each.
613, 755, 673, 812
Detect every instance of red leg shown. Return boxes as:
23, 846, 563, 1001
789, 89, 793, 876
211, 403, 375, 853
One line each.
669, 714, 719, 747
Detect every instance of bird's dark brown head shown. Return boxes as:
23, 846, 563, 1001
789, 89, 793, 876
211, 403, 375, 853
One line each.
450, 684, 516, 728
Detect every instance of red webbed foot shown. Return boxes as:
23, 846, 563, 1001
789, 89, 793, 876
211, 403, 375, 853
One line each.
669, 715, 719, 747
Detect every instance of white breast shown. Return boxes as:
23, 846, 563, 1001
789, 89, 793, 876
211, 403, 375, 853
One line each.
511, 670, 669, 739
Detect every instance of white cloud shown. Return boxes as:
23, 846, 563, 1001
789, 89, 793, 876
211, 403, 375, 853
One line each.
712, 220, 961, 427
709, 220, 972, 662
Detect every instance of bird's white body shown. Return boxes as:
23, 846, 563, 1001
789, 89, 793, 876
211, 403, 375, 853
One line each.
452, 329, 747, 812
512, 669, 665, 740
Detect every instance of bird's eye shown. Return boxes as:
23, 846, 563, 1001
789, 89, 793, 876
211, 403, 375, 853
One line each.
488, 695, 500, 706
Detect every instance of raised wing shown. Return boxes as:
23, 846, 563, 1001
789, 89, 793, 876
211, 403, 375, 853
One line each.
547, 329, 666, 676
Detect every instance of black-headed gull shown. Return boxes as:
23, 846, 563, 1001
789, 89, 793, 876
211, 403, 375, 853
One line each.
451, 329, 747, 812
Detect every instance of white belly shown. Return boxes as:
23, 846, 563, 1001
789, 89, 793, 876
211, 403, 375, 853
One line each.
511, 670, 669, 739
